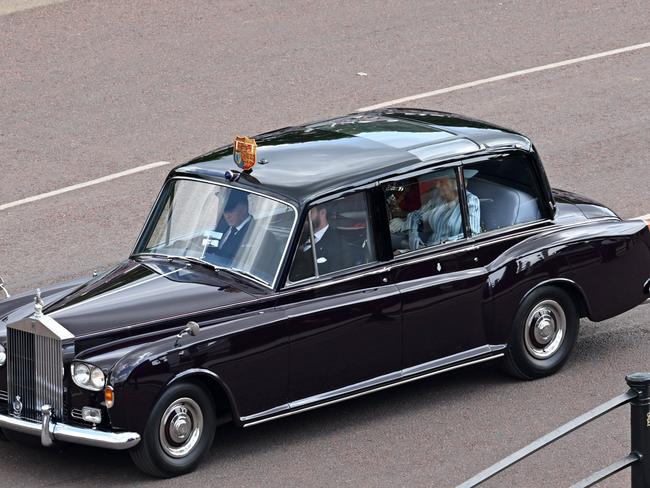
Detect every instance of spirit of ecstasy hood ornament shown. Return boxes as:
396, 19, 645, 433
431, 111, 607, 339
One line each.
0, 275, 9, 299
34, 288, 45, 317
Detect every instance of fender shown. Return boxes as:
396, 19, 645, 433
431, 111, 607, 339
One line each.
483, 219, 650, 344
485, 218, 643, 273
105, 306, 289, 433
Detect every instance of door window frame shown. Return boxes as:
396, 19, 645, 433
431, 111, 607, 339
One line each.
378, 162, 472, 261
458, 150, 552, 242
283, 188, 380, 289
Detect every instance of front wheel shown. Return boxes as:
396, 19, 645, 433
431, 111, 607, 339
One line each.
129, 381, 216, 478
504, 286, 579, 380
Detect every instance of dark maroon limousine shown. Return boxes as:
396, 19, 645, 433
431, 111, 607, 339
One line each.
1, 109, 649, 477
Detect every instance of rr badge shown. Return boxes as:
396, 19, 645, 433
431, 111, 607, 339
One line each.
233, 136, 257, 171
12, 395, 22, 416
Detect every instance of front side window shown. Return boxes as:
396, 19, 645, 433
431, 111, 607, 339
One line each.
383, 167, 473, 255
136, 179, 296, 286
463, 153, 544, 234
288, 192, 376, 283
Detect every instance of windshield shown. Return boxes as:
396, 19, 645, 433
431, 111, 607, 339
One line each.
135, 178, 296, 286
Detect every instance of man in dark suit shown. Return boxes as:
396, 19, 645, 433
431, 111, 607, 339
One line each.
206, 190, 253, 265
289, 204, 347, 281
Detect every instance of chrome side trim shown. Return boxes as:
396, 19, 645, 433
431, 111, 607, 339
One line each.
289, 370, 401, 411
0, 413, 140, 450
242, 346, 505, 427
402, 344, 504, 377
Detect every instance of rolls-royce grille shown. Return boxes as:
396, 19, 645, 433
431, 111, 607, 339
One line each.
7, 328, 64, 421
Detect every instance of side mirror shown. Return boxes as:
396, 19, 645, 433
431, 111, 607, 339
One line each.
0, 276, 9, 299
175, 321, 200, 346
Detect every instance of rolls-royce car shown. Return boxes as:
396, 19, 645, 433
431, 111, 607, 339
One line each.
1, 109, 649, 477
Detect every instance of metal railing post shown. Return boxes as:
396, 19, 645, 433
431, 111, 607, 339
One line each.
626, 373, 650, 488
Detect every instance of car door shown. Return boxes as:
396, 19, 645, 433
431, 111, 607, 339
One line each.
381, 164, 489, 370
460, 151, 554, 342
277, 190, 402, 404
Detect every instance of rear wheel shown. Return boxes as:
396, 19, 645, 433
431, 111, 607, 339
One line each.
129, 381, 216, 478
504, 286, 579, 379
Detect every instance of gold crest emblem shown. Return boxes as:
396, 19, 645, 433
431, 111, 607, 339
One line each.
233, 136, 257, 171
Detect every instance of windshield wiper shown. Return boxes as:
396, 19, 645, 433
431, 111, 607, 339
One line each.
132, 252, 174, 260
133, 253, 269, 287
171, 255, 225, 272
226, 267, 269, 286
133, 253, 221, 272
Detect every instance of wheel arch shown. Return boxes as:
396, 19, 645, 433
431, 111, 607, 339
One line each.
519, 278, 591, 319
166, 369, 240, 426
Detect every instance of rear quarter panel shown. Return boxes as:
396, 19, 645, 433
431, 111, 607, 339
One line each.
485, 219, 650, 344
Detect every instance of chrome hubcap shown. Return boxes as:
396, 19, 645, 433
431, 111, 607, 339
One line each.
524, 299, 566, 359
159, 397, 203, 458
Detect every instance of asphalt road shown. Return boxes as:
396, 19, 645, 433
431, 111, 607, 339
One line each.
1, 1, 649, 487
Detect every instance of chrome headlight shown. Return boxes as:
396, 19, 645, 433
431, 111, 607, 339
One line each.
71, 361, 105, 391
0, 344, 6, 367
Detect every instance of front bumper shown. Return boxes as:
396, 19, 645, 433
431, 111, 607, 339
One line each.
0, 408, 140, 450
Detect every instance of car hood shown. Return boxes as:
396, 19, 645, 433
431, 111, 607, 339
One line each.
2, 259, 258, 341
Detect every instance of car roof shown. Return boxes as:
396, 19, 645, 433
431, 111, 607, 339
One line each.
173, 108, 532, 206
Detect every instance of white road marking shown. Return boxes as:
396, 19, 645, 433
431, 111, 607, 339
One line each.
638, 214, 650, 220
3, 43, 650, 212
357, 42, 650, 112
0, 161, 171, 212
0, 0, 69, 15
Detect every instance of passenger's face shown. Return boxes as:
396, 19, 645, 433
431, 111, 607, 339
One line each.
223, 203, 248, 227
437, 178, 458, 202
309, 207, 326, 231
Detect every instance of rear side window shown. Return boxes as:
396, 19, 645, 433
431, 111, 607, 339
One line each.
382, 167, 470, 255
287, 192, 377, 283
463, 153, 544, 234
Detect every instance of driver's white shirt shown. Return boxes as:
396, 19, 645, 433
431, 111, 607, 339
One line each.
303, 224, 329, 251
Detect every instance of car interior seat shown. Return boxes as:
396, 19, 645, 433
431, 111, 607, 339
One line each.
467, 178, 541, 231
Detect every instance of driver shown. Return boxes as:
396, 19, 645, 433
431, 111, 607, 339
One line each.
206, 190, 253, 262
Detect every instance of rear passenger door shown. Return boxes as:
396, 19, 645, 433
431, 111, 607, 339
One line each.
382, 165, 489, 370
460, 152, 552, 343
